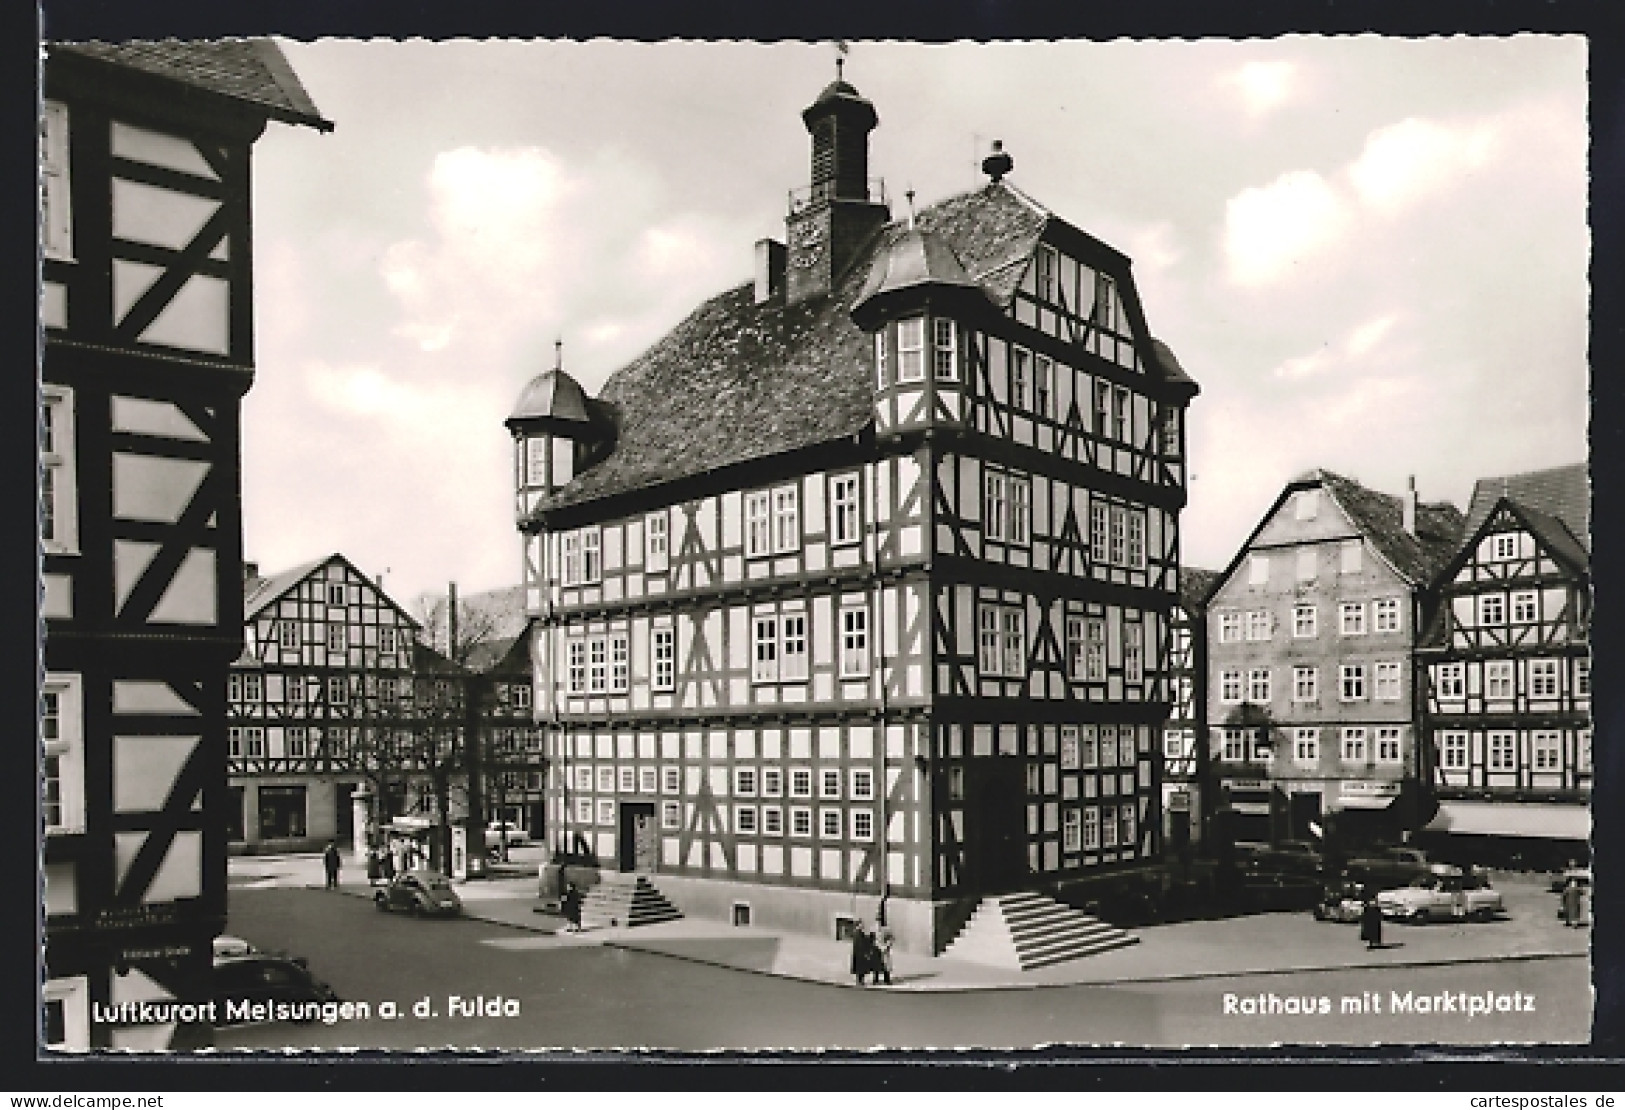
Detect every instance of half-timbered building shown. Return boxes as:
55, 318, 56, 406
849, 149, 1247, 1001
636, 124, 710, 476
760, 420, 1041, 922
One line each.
1162, 567, 1217, 851
1417, 463, 1590, 866
508, 75, 1198, 955
229, 555, 420, 853
40, 40, 329, 1049
1204, 472, 1462, 847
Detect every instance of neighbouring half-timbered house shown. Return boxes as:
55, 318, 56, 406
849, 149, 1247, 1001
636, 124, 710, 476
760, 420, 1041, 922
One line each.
40, 40, 329, 1049
1162, 567, 1217, 852
508, 75, 1198, 955
230, 555, 420, 854
1204, 472, 1462, 848
1417, 463, 1590, 868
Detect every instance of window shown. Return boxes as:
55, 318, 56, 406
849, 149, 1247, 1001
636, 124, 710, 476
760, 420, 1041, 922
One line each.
576, 797, 594, 824
1034, 355, 1052, 417
773, 486, 800, 553
1477, 594, 1505, 626
978, 606, 1001, 676
1441, 731, 1469, 771
525, 437, 549, 487
514, 684, 531, 710
573, 529, 601, 584
933, 318, 958, 382
244, 728, 265, 758
1575, 657, 1591, 697
41, 101, 72, 260
327, 677, 347, 705
1296, 548, 1317, 583
1437, 662, 1465, 700
1293, 728, 1319, 764
948, 766, 966, 801
1124, 642, 1143, 684
734, 767, 757, 797
1340, 728, 1367, 763
791, 807, 813, 837
639, 766, 658, 794
762, 768, 783, 797
1119, 804, 1136, 848
820, 769, 841, 800
1036, 245, 1056, 302
1065, 618, 1085, 680
619, 766, 637, 794
1163, 729, 1188, 761
830, 475, 860, 546
1491, 533, 1518, 560
746, 491, 772, 557
561, 531, 581, 586
752, 617, 778, 683
1485, 660, 1514, 700
1340, 664, 1366, 701
762, 806, 783, 835
1086, 619, 1106, 681
1578, 730, 1592, 772
1086, 501, 1107, 565
874, 330, 889, 389
567, 639, 587, 695
646, 511, 669, 574
287, 677, 304, 704
1247, 668, 1271, 703
1248, 554, 1269, 586
1109, 506, 1127, 566
1080, 728, 1099, 768
1292, 607, 1317, 642
1159, 408, 1180, 457
378, 625, 396, 655
820, 809, 842, 838
1010, 349, 1029, 410
1374, 597, 1402, 633
1511, 590, 1538, 624
1126, 511, 1145, 569
735, 806, 758, 834
1245, 610, 1271, 642
1002, 607, 1026, 678
1093, 381, 1110, 438
1340, 540, 1363, 574
1292, 666, 1318, 702
327, 623, 346, 652
1374, 661, 1402, 701
378, 677, 397, 705
40, 387, 76, 553
851, 810, 874, 841
1218, 612, 1242, 643
41, 675, 84, 834
652, 628, 675, 692
1340, 602, 1367, 636
1082, 806, 1100, 851
1376, 727, 1402, 764
1219, 670, 1242, 704
781, 613, 809, 681
588, 637, 608, 694
897, 317, 925, 382
1010, 478, 1031, 547
661, 801, 681, 830
610, 634, 630, 693
1220, 729, 1247, 762
243, 673, 263, 702
1063, 808, 1081, 852
276, 620, 299, 651
574, 767, 593, 792
597, 800, 616, 827
840, 607, 869, 678
1060, 726, 1080, 770
1530, 659, 1560, 698
1112, 386, 1129, 442
1094, 273, 1117, 331
984, 472, 1007, 542
790, 768, 812, 798
327, 583, 346, 606
1101, 804, 1119, 849
597, 767, 616, 793
1488, 732, 1516, 772
287, 728, 308, 759
228, 727, 243, 759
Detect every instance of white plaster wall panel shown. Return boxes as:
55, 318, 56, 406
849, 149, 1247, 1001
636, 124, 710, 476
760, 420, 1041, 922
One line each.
112, 179, 218, 251
113, 735, 198, 812
112, 259, 166, 324
720, 491, 741, 548
141, 274, 230, 355
149, 548, 217, 625
112, 453, 209, 524
42, 281, 67, 329
42, 574, 72, 619
820, 849, 842, 881
112, 121, 219, 178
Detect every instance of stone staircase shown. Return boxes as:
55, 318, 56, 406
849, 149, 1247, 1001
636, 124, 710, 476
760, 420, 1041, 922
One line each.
941, 890, 1138, 970
579, 873, 683, 929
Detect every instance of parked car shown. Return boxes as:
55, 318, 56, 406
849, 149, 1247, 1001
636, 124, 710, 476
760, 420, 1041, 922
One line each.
1255, 839, 1324, 878
1313, 880, 1368, 923
1344, 846, 1432, 891
212, 952, 338, 1024
374, 868, 462, 917
1376, 869, 1504, 923
212, 934, 258, 959
486, 821, 528, 847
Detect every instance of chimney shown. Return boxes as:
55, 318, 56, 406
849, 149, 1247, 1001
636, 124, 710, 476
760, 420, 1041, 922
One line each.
242, 560, 259, 583
1403, 475, 1418, 536
754, 238, 785, 304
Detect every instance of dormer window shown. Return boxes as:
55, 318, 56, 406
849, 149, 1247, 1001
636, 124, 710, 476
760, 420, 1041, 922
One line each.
933, 318, 958, 381
897, 317, 925, 382
525, 437, 548, 487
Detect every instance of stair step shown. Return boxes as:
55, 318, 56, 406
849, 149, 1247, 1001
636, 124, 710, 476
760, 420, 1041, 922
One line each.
942, 891, 1137, 971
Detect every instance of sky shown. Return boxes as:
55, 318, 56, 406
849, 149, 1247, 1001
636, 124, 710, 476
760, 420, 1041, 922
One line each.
243, 37, 1589, 604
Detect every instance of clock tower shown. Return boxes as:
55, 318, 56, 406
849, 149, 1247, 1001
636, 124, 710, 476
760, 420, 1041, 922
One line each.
785, 73, 891, 305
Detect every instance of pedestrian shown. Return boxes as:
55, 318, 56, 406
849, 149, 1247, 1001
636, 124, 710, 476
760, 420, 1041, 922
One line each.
322, 840, 341, 890
561, 882, 583, 932
366, 847, 382, 886
1360, 897, 1383, 950
850, 918, 874, 986
1562, 878, 1585, 928
873, 913, 895, 986
381, 847, 396, 883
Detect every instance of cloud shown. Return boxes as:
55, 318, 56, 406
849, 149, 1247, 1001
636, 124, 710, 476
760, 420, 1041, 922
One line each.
1271, 313, 1404, 382
1220, 60, 1300, 117
1223, 170, 1351, 287
1348, 116, 1501, 213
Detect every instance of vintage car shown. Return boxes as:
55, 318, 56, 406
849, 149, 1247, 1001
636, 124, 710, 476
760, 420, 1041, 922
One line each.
373, 868, 463, 917
1312, 880, 1368, 923
1344, 846, 1433, 891
212, 952, 338, 1024
1376, 869, 1504, 923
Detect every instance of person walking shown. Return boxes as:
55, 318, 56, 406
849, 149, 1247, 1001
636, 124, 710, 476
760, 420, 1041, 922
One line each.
1562, 878, 1585, 928
561, 882, 583, 933
873, 914, 895, 986
322, 841, 341, 890
850, 919, 874, 986
1360, 896, 1384, 950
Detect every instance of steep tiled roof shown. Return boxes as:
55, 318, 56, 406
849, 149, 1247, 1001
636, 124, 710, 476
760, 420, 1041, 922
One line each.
52, 39, 332, 131
1178, 567, 1220, 610
533, 180, 1173, 517
1462, 463, 1589, 556
1319, 471, 1464, 586
243, 553, 418, 626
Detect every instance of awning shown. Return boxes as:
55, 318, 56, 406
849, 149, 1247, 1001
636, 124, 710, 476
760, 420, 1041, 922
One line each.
1424, 801, 1590, 841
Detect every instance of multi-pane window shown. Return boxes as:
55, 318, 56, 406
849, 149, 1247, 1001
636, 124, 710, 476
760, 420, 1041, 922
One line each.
1485, 660, 1514, 700
762, 807, 783, 835
287, 677, 305, 703
780, 613, 808, 681
1159, 408, 1180, 457
327, 676, 347, 705
1293, 605, 1317, 638
1066, 618, 1085, 680
326, 583, 346, 606
982, 470, 1032, 548
41, 675, 83, 834
874, 330, 889, 389
1441, 731, 1469, 771
1533, 731, 1562, 772
1036, 245, 1056, 302
327, 623, 346, 652
619, 766, 637, 794
1247, 667, 1270, 703
610, 634, 630, 693
1374, 597, 1401, 633
1010, 349, 1029, 410
1245, 610, 1270, 642
851, 769, 875, 801
652, 628, 676, 692
1292, 666, 1318, 702
820, 809, 842, 838
984, 473, 1007, 542
1093, 381, 1111, 438
1340, 728, 1367, 763
1376, 727, 1402, 764
1119, 804, 1136, 848
1034, 355, 1052, 417
275, 620, 300, 651
1112, 386, 1129, 441
1575, 657, 1591, 697
753, 617, 778, 683
1293, 728, 1319, 764
1124, 641, 1143, 684
897, 317, 925, 382
567, 640, 587, 695
933, 318, 958, 381
830, 475, 860, 546
597, 800, 616, 827
1082, 806, 1100, 851
661, 800, 681, 830
840, 606, 869, 678
1221, 729, 1248, 762
734, 768, 757, 797
1095, 274, 1117, 330
1108, 506, 1127, 566
379, 625, 397, 655
1374, 661, 1402, 701
1063, 808, 1081, 852
773, 487, 800, 553
244, 728, 265, 758
1511, 590, 1538, 623
663, 766, 681, 794
41, 101, 71, 260
1060, 726, 1080, 770
762, 769, 783, 797
1478, 593, 1505, 626
1437, 662, 1465, 699
587, 638, 608, 694
1085, 619, 1105, 680
561, 531, 581, 586
791, 807, 813, 837
1530, 659, 1560, 698
790, 768, 812, 798
746, 491, 772, 557
1009, 478, 1031, 546
1080, 728, 1099, 768
575, 797, 594, 824
1125, 512, 1143, 569
1219, 612, 1242, 643
1340, 602, 1367, 636
645, 511, 669, 574
1089, 501, 1109, 564
581, 528, 602, 583
820, 769, 841, 800
1219, 670, 1242, 704
1491, 533, 1518, 560
287, 728, 308, 759
1488, 732, 1516, 772
639, 767, 658, 794
1339, 664, 1366, 701
1100, 802, 1119, 849
1001, 608, 1025, 678
597, 767, 616, 793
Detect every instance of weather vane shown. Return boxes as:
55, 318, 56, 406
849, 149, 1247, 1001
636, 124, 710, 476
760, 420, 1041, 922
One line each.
835, 40, 849, 80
